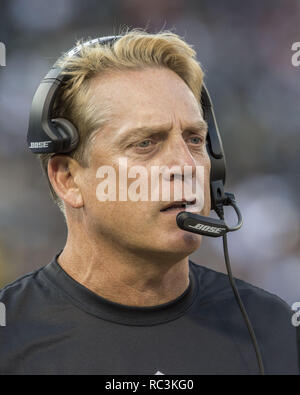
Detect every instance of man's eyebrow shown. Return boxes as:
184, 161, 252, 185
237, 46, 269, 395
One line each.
184, 120, 208, 135
115, 120, 208, 147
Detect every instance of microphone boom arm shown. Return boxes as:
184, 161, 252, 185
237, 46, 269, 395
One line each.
176, 192, 243, 237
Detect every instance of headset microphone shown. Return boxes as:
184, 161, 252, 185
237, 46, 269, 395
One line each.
176, 193, 243, 237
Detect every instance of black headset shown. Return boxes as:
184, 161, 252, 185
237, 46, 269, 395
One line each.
27, 35, 264, 374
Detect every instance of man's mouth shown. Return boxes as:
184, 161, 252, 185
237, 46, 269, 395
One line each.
160, 204, 187, 213
160, 199, 197, 213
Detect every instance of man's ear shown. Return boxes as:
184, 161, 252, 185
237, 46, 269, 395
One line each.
48, 155, 84, 208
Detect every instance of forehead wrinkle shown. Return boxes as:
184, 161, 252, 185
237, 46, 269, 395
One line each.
112, 122, 173, 146
112, 118, 208, 148
185, 119, 208, 136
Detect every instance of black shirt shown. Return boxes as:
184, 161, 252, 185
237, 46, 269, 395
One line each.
0, 254, 298, 375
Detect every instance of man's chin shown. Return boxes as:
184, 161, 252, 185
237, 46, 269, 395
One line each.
131, 229, 201, 262
157, 229, 202, 257
176, 231, 202, 253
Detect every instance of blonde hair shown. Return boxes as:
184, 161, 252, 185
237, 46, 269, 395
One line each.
38, 28, 205, 214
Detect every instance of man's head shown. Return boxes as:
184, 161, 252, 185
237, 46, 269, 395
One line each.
41, 29, 211, 259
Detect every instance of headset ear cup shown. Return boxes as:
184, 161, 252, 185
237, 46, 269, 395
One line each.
51, 118, 79, 152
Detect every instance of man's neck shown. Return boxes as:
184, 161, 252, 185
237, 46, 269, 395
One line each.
57, 232, 190, 307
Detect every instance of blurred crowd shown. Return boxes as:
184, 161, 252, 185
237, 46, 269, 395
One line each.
0, 0, 299, 304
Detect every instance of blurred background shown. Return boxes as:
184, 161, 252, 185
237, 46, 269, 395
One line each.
0, 0, 299, 305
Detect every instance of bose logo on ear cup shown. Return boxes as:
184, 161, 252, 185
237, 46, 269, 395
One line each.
29, 141, 52, 149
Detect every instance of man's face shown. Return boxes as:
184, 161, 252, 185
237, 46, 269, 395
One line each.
77, 67, 211, 258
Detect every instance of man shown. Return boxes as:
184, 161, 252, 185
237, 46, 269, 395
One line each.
0, 30, 298, 375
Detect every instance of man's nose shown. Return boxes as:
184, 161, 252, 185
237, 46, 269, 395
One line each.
161, 135, 197, 181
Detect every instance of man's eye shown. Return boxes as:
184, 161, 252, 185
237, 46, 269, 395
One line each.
188, 136, 203, 145
136, 139, 153, 148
